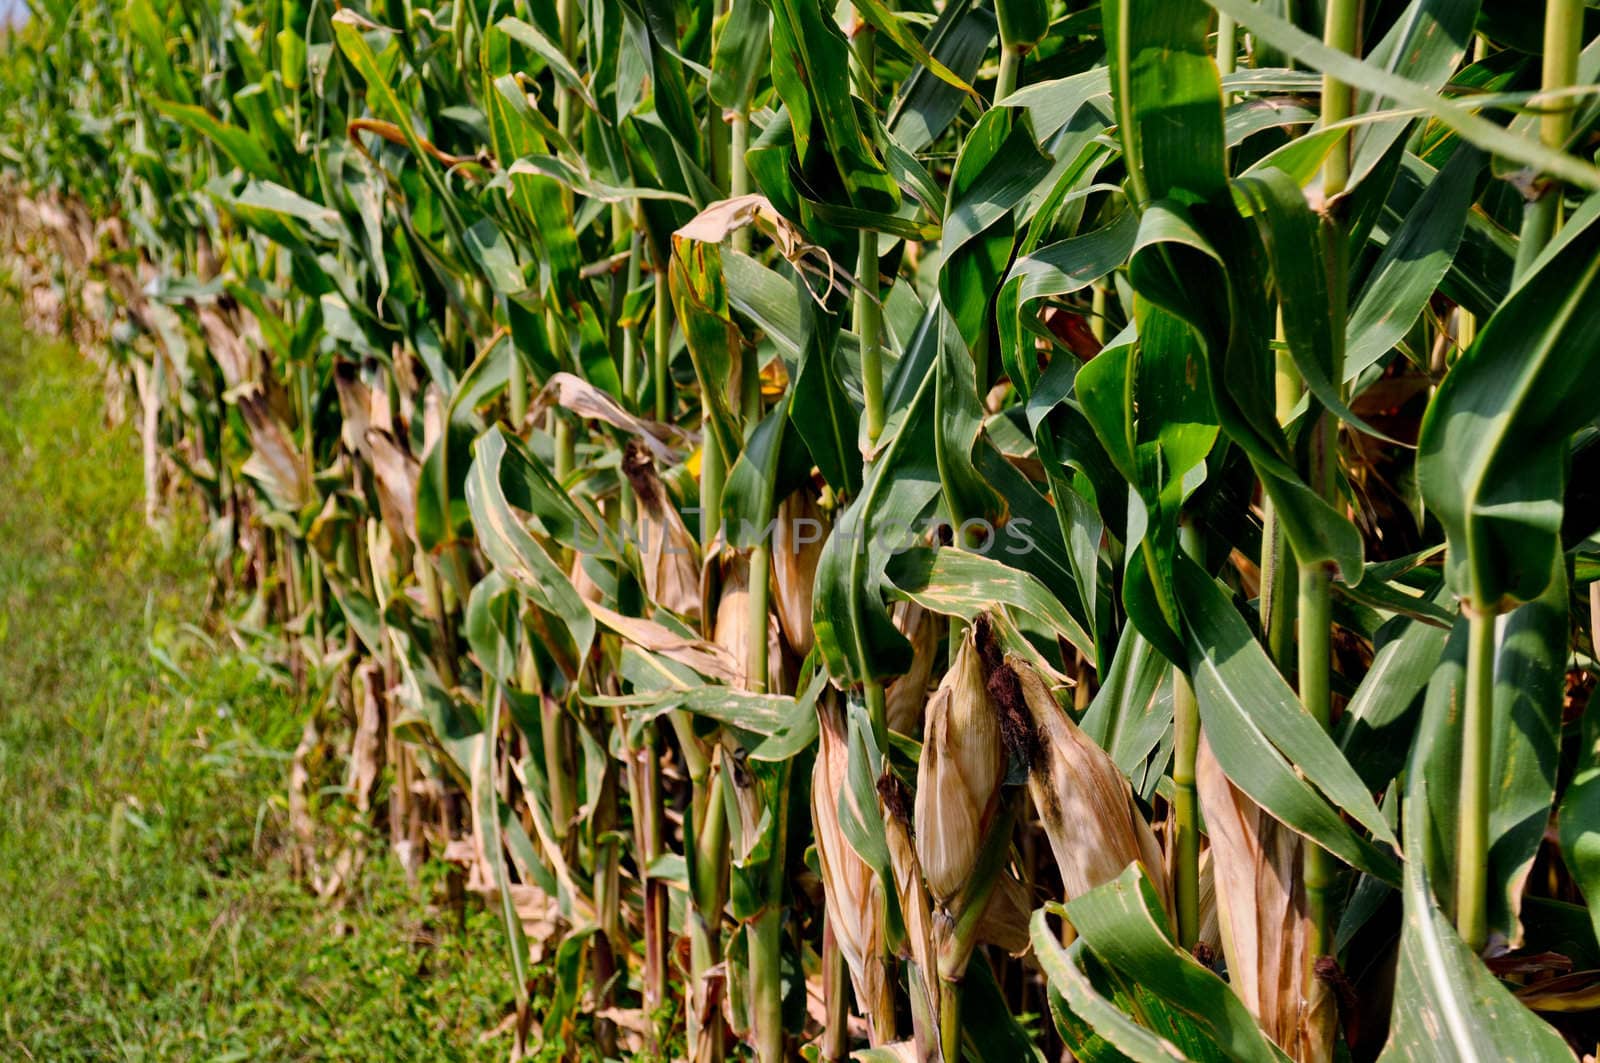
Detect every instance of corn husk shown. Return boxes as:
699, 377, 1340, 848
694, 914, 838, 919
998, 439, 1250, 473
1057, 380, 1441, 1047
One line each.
884, 602, 939, 736
975, 873, 1032, 956
707, 550, 784, 692
1007, 653, 1170, 912
881, 776, 943, 1061
771, 488, 825, 657
812, 698, 895, 1044
913, 628, 1004, 903
622, 439, 701, 619
365, 428, 419, 552
1197, 737, 1334, 1063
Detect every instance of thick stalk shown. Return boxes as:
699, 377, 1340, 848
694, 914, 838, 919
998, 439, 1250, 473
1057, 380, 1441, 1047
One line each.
1455, 607, 1497, 950
748, 543, 772, 694
731, 110, 761, 425
553, 416, 574, 483
1515, 0, 1583, 278
548, 0, 578, 481
556, 0, 578, 136
508, 343, 528, 429
1298, 564, 1335, 959
939, 981, 962, 1060
622, 212, 644, 408
701, 430, 724, 545
1454, 0, 1581, 951
1216, 15, 1237, 84
750, 763, 793, 1062
1297, 232, 1346, 970
1291, 0, 1359, 997
654, 269, 672, 423
853, 16, 885, 445
1319, 0, 1358, 198
620, 225, 643, 528
1172, 669, 1202, 950
1262, 314, 1300, 671
995, 45, 1022, 102
856, 229, 884, 444
689, 766, 730, 1060
821, 918, 849, 1061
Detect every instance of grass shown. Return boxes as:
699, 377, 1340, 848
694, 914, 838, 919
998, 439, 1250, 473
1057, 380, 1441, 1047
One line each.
0, 317, 524, 1061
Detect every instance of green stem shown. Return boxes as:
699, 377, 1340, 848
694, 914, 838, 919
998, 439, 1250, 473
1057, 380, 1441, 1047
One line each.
1172, 669, 1202, 950
1216, 14, 1237, 86
508, 344, 528, 429
1455, 606, 1496, 951
1298, 562, 1335, 960
864, 677, 889, 753
1516, 0, 1583, 279
748, 542, 771, 694
856, 229, 884, 443
851, 10, 885, 446
995, 45, 1022, 103
689, 766, 730, 1060
701, 427, 724, 545
543, 705, 574, 849
1515, 195, 1560, 279
622, 214, 644, 408
1297, 0, 1357, 947
1540, 0, 1584, 152
750, 762, 793, 1062
554, 415, 574, 484
556, 0, 578, 138
1262, 313, 1300, 672
939, 980, 962, 1060
654, 269, 672, 423
821, 919, 849, 1061
1320, 0, 1359, 198
731, 109, 761, 427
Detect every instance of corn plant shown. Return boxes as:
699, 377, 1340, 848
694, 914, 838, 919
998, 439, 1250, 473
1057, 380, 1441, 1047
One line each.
6, 0, 1600, 1057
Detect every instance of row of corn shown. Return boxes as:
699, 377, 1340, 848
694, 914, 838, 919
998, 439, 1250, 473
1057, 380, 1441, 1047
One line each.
5, 0, 1600, 1058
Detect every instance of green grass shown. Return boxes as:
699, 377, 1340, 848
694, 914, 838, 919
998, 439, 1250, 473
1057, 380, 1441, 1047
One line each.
0, 319, 521, 1061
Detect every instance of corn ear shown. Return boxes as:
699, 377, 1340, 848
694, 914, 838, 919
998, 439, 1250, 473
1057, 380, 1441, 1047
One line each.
771, 488, 824, 657
623, 439, 701, 619
913, 626, 1004, 903
1006, 651, 1170, 911
885, 602, 939, 736
812, 697, 895, 1044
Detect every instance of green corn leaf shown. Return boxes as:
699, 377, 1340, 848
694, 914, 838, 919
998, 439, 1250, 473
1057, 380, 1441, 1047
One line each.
1177, 557, 1402, 881
464, 427, 596, 659
1381, 777, 1577, 1061
1418, 195, 1600, 610
1080, 629, 1172, 783
1203, 0, 1600, 191
1065, 865, 1292, 1063
150, 98, 278, 179
766, 0, 899, 213
708, 0, 770, 110
1338, 609, 1451, 791
885, 546, 1093, 657
1487, 560, 1567, 946
1103, 0, 1226, 205
1031, 908, 1189, 1061
1345, 147, 1481, 383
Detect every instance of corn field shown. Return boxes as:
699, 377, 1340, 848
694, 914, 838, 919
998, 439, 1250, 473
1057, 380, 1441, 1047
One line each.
6, 0, 1600, 1056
